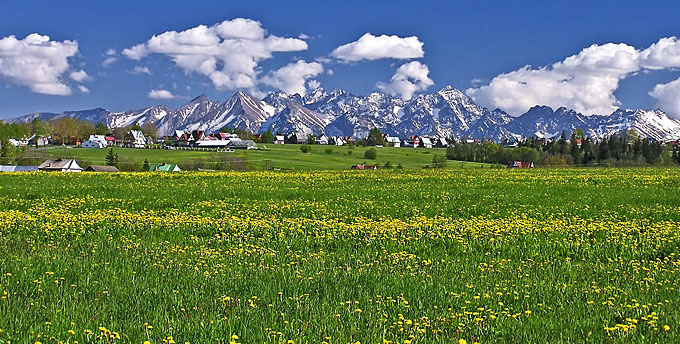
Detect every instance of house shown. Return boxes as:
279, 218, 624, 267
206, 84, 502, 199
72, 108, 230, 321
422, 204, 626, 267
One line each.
403, 135, 421, 148
124, 130, 146, 148
287, 132, 308, 144
384, 135, 401, 147
81, 135, 108, 148
195, 137, 230, 147
508, 161, 535, 169
8, 138, 27, 147
38, 159, 83, 172
420, 137, 433, 149
329, 136, 345, 146
351, 164, 378, 170
227, 139, 257, 150
316, 134, 329, 145
85, 165, 119, 172
434, 138, 449, 148
190, 130, 206, 141
27, 135, 49, 146
274, 135, 285, 144
0, 165, 38, 172
150, 163, 181, 172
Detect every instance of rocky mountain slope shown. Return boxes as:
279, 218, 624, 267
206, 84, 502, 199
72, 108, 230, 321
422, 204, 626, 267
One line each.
7, 86, 680, 142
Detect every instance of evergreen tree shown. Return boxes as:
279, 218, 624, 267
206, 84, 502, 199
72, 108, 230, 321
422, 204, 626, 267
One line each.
143, 158, 150, 171
260, 130, 274, 144
105, 148, 119, 167
366, 128, 385, 146
94, 122, 109, 135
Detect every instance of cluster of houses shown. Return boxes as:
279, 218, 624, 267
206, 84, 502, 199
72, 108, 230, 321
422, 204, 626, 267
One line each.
171, 130, 257, 149
0, 159, 183, 173
273, 133, 450, 148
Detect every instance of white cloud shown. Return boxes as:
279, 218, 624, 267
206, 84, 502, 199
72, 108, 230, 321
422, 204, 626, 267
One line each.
261, 60, 324, 95
102, 57, 117, 67
298, 33, 311, 40
466, 43, 641, 116
69, 70, 91, 82
466, 37, 680, 116
649, 77, 680, 119
77, 85, 90, 94
0, 33, 80, 95
130, 66, 152, 75
327, 69, 334, 76
640, 37, 680, 70
331, 33, 425, 62
123, 18, 308, 91
377, 61, 434, 100
148, 89, 175, 99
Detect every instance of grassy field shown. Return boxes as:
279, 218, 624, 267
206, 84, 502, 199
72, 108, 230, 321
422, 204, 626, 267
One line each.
0, 169, 679, 343
30, 145, 494, 170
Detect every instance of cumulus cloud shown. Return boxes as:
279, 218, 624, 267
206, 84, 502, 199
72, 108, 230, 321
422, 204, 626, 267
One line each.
377, 61, 434, 100
0, 33, 81, 95
130, 66, 152, 75
261, 60, 323, 95
105, 49, 116, 56
77, 85, 89, 94
69, 70, 91, 82
640, 37, 680, 70
148, 89, 175, 100
467, 37, 680, 116
649, 78, 680, 119
123, 18, 308, 91
331, 33, 425, 62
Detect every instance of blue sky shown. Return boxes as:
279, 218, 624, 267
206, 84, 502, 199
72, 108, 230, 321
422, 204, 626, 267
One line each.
1, 0, 679, 119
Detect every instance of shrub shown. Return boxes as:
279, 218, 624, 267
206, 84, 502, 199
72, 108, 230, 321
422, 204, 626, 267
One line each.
325, 148, 333, 154
300, 145, 311, 153
364, 148, 377, 159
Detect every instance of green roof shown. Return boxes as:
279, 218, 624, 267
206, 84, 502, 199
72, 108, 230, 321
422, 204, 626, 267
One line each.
150, 164, 180, 172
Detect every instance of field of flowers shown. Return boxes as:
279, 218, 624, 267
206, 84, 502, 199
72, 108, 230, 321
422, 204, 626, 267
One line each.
0, 169, 678, 343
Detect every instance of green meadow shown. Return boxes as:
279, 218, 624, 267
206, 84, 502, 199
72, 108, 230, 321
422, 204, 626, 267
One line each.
31, 145, 493, 170
0, 169, 678, 343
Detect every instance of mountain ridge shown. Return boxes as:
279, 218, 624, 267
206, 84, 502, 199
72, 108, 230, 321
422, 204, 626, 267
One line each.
6, 86, 680, 142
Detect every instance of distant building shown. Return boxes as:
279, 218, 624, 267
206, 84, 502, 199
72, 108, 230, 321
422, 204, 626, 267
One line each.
316, 134, 329, 145
384, 135, 401, 147
434, 137, 449, 148
329, 136, 345, 146
150, 163, 181, 172
85, 165, 120, 172
227, 139, 257, 150
287, 132, 308, 144
124, 130, 146, 148
508, 161, 535, 169
81, 135, 108, 148
419, 137, 433, 149
0, 165, 38, 172
38, 159, 83, 172
351, 164, 378, 170
274, 135, 285, 144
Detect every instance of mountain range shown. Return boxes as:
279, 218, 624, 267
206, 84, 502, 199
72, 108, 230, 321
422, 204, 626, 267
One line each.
7, 86, 680, 142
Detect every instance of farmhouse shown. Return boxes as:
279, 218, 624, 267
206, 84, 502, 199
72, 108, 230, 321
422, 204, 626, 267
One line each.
329, 136, 345, 146
81, 135, 108, 148
274, 135, 285, 144
351, 164, 378, 170
150, 163, 181, 172
38, 159, 83, 172
384, 135, 401, 147
227, 139, 257, 149
287, 132, 308, 144
124, 130, 146, 148
85, 165, 120, 172
316, 134, 329, 145
434, 137, 449, 148
419, 137, 433, 149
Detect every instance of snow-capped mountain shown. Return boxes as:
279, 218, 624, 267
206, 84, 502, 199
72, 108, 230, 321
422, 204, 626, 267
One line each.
6, 86, 680, 142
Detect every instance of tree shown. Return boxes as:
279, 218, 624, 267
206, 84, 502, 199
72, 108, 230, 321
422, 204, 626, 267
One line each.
366, 128, 385, 146
571, 128, 585, 141
142, 158, 150, 171
260, 130, 274, 144
364, 147, 377, 159
105, 148, 119, 167
31, 118, 52, 138
570, 137, 581, 165
0, 139, 18, 164
95, 122, 109, 135
307, 134, 316, 144
142, 122, 158, 140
